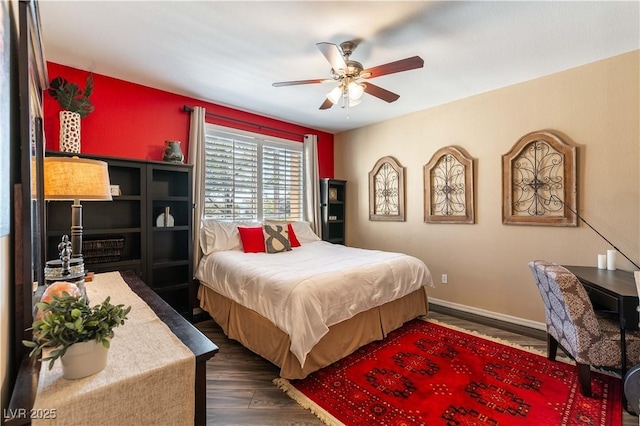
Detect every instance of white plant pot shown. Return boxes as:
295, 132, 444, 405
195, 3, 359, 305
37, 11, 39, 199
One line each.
60, 340, 109, 380
59, 110, 81, 153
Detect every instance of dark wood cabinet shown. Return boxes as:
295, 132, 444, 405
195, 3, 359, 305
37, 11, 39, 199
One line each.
45, 152, 194, 319
320, 179, 346, 245
147, 163, 193, 318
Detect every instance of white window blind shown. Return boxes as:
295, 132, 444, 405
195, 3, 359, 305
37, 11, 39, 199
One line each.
204, 125, 303, 222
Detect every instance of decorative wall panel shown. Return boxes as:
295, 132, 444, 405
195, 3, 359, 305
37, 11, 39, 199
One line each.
424, 146, 475, 224
502, 130, 577, 226
369, 156, 405, 221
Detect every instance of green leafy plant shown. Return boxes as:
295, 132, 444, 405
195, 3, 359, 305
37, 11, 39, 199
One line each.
48, 74, 95, 118
23, 293, 131, 370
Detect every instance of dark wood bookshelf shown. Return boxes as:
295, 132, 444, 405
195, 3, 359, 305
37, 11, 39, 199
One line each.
320, 179, 346, 245
44, 151, 194, 319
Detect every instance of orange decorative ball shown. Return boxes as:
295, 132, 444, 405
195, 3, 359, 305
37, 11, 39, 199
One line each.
36, 282, 83, 320
41, 281, 82, 303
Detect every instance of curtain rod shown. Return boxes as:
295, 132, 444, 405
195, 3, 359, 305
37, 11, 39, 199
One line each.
182, 105, 305, 139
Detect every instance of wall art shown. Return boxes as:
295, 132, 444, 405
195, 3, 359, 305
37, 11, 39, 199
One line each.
502, 130, 577, 226
369, 156, 405, 221
424, 146, 475, 224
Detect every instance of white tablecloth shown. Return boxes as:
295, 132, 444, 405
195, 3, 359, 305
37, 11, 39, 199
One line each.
32, 272, 195, 425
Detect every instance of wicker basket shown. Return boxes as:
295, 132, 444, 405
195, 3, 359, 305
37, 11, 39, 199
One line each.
82, 237, 124, 264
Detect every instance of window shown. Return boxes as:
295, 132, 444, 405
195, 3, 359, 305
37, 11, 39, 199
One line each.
204, 125, 303, 222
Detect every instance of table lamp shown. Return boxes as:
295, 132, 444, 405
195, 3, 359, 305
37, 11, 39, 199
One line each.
44, 156, 112, 263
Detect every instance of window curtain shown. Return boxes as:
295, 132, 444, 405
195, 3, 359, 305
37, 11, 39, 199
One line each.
188, 106, 206, 270
303, 134, 321, 236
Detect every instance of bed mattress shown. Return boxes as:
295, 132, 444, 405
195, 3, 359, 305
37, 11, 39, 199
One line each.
195, 240, 433, 366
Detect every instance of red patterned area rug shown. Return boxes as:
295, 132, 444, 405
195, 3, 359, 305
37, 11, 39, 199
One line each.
274, 319, 622, 426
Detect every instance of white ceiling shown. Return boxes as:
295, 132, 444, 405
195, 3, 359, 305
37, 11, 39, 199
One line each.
38, 1, 639, 134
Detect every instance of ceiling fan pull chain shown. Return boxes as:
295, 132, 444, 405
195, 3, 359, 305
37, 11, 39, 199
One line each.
345, 88, 351, 119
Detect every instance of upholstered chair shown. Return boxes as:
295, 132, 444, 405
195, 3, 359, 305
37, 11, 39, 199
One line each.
529, 260, 640, 397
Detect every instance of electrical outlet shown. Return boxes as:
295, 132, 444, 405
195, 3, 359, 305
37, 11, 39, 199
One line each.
441, 274, 448, 284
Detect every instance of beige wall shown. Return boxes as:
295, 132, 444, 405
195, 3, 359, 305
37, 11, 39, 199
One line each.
335, 51, 640, 327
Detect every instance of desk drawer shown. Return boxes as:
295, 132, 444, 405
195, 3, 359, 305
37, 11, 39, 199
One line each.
582, 285, 617, 312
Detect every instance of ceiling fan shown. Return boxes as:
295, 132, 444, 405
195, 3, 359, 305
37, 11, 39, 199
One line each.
272, 41, 424, 110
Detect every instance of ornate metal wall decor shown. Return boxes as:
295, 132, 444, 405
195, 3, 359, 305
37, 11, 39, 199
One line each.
369, 156, 405, 221
502, 130, 577, 226
424, 146, 475, 224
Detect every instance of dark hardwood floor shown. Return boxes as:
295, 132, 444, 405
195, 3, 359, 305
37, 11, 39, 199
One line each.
195, 309, 637, 426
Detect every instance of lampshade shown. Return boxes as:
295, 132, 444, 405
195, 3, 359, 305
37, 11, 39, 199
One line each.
347, 82, 364, 100
326, 85, 343, 104
44, 156, 112, 201
327, 82, 365, 107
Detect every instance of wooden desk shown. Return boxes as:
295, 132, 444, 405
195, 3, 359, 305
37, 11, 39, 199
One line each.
563, 265, 638, 374
6, 271, 218, 425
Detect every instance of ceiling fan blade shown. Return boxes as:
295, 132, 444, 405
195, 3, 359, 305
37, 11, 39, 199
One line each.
362, 56, 424, 79
319, 98, 334, 110
316, 42, 348, 73
364, 83, 400, 103
272, 78, 328, 87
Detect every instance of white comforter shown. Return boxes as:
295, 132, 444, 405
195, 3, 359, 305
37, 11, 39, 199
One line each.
195, 241, 433, 367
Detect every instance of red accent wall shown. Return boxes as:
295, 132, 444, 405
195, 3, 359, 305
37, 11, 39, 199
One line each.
44, 62, 334, 177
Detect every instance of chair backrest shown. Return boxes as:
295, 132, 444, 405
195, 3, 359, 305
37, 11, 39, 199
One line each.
528, 260, 602, 361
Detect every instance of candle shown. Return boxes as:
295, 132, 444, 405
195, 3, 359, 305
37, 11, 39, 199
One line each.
598, 254, 607, 269
607, 249, 617, 271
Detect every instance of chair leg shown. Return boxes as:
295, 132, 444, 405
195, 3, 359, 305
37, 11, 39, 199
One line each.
547, 334, 558, 361
576, 363, 592, 397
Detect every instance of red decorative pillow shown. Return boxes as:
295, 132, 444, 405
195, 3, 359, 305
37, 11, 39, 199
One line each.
238, 227, 266, 253
288, 223, 301, 247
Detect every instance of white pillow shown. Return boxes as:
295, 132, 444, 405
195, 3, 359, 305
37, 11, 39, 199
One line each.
200, 219, 261, 254
290, 221, 321, 243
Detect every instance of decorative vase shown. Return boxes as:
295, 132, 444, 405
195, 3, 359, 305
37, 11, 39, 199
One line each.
60, 340, 109, 379
59, 111, 81, 153
162, 140, 184, 163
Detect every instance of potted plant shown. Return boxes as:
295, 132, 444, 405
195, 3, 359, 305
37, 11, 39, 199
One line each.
23, 291, 131, 379
48, 74, 94, 153
48, 74, 94, 117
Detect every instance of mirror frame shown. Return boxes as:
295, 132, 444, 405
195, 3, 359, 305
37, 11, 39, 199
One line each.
15, 0, 47, 358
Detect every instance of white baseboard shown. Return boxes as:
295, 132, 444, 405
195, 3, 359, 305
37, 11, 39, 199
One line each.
429, 297, 546, 332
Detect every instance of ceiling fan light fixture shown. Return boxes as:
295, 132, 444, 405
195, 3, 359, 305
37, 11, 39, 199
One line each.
327, 85, 343, 104
348, 98, 362, 107
274, 41, 424, 111
347, 82, 364, 100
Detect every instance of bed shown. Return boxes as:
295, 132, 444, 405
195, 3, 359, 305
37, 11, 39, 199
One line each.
195, 220, 433, 379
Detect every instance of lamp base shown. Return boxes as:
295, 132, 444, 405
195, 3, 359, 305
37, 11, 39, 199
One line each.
71, 202, 84, 258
